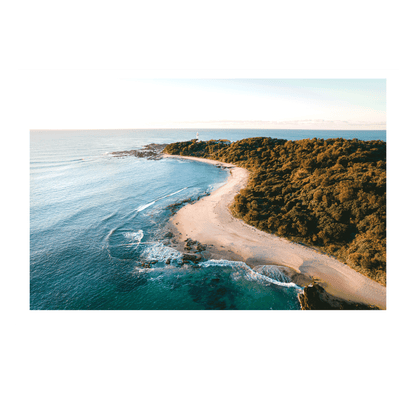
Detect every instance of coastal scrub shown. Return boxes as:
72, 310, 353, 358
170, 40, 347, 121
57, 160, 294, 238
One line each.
164, 137, 386, 285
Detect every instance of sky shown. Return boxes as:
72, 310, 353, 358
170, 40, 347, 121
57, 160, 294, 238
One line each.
25, 72, 386, 130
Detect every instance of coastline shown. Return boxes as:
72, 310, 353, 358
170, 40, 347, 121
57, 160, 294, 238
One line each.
164, 154, 386, 310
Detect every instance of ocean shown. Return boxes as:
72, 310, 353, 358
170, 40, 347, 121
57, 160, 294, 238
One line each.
30, 129, 386, 310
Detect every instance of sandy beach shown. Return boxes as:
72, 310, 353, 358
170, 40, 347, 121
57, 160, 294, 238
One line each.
164, 154, 386, 309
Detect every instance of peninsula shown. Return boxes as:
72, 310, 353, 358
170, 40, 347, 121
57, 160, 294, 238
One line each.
163, 137, 386, 309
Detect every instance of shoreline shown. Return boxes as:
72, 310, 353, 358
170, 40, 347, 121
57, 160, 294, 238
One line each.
164, 154, 386, 310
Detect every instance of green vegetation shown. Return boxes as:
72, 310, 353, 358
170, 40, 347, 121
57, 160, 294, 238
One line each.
164, 137, 386, 285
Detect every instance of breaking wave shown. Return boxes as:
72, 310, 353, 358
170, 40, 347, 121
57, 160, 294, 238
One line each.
201, 259, 300, 288
253, 265, 292, 283
140, 242, 183, 263
136, 187, 188, 212
136, 201, 155, 212
168, 187, 188, 197
124, 230, 144, 245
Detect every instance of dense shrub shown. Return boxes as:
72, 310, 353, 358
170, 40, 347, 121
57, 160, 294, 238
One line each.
164, 137, 386, 285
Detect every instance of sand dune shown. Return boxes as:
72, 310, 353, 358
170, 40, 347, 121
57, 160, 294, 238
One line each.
164, 154, 386, 309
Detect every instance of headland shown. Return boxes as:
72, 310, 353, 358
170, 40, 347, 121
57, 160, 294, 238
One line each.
164, 154, 386, 310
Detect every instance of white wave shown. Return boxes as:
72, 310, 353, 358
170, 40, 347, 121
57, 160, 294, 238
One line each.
105, 228, 117, 242
136, 201, 155, 212
124, 230, 144, 245
166, 187, 188, 197
201, 259, 299, 288
135, 187, 188, 212
253, 265, 291, 283
141, 242, 183, 263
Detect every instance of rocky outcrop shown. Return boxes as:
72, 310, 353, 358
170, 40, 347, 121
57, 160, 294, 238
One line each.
179, 238, 207, 264
298, 283, 379, 310
111, 143, 166, 160
182, 253, 202, 263
184, 238, 207, 252
166, 192, 211, 215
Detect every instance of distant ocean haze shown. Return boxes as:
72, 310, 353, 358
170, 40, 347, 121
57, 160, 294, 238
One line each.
30, 129, 385, 309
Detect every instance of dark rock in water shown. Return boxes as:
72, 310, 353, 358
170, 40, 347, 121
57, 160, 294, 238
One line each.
164, 232, 174, 239
298, 284, 379, 310
165, 259, 171, 265
184, 239, 206, 251
110, 143, 166, 160
182, 253, 202, 263
168, 198, 195, 214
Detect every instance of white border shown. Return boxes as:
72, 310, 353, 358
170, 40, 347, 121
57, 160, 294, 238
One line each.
13, 67, 403, 326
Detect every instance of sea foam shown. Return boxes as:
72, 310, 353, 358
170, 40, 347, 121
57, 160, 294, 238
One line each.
140, 242, 183, 263
124, 230, 144, 244
201, 259, 299, 288
253, 265, 292, 283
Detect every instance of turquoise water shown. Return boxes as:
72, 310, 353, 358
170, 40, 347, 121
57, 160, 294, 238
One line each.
30, 129, 385, 309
